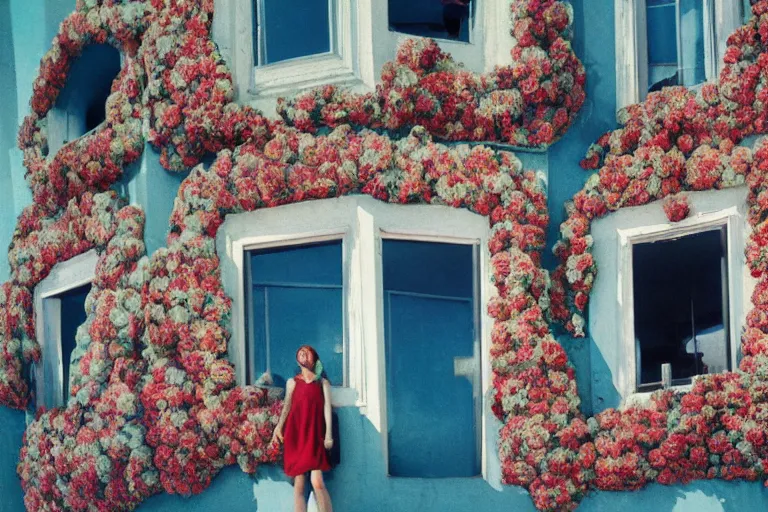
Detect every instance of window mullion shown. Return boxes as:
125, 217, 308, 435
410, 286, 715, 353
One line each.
48, 298, 63, 408
675, 0, 684, 85
354, 205, 385, 427
256, 0, 267, 66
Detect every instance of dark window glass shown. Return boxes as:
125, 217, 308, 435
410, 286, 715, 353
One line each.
633, 228, 730, 391
58, 284, 91, 403
389, 0, 473, 42
646, 0, 707, 93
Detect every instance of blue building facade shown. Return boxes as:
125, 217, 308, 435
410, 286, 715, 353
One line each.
1, 1, 767, 511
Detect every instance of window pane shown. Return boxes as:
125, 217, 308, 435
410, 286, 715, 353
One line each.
383, 239, 478, 478
248, 241, 343, 388
254, 0, 332, 65
633, 229, 729, 391
389, 0, 472, 42
678, 0, 707, 86
646, 0, 707, 92
646, 0, 678, 92
58, 284, 91, 402
382, 239, 473, 297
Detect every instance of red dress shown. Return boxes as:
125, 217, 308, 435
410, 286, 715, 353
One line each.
283, 378, 331, 477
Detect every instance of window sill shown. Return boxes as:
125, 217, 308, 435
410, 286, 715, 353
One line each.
622, 384, 694, 409
248, 53, 361, 100
388, 29, 474, 47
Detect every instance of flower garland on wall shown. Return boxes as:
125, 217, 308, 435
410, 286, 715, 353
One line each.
276, 0, 586, 148
10, 1, 768, 512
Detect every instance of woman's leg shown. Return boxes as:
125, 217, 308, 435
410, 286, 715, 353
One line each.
293, 474, 308, 512
310, 470, 333, 512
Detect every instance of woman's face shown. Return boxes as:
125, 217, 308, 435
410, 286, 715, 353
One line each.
297, 347, 316, 370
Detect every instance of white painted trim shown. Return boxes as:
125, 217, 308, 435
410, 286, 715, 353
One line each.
714, 1, 745, 77
213, 0, 367, 105
615, 0, 646, 110
361, 199, 491, 479
33, 249, 98, 409
617, 207, 743, 401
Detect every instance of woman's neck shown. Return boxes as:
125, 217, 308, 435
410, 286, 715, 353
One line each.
300, 367, 316, 382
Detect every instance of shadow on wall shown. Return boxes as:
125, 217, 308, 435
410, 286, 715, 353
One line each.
0, 0, 18, 284
588, 337, 623, 414
0, 408, 25, 512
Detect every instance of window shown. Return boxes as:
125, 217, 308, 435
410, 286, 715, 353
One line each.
383, 239, 480, 477
252, 0, 333, 65
615, 0, 744, 108
632, 228, 731, 391
646, 0, 709, 93
610, 198, 748, 404
379, 0, 490, 75
217, 196, 492, 476
245, 239, 345, 388
389, 0, 474, 42
213, 0, 359, 102
48, 44, 121, 156
33, 250, 97, 409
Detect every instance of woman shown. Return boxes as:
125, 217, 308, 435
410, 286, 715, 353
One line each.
272, 345, 334, 512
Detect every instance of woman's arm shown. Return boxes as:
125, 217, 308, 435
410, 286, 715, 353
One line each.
322, 379, 333, 449
272, 378, 296, 443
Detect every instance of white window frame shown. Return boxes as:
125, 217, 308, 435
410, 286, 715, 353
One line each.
32, 249, 97, 409
217, 196, 493, 478
615, 0, 744, 109
617, 207, 744, 405
213, 0, 363, 103
375, 223, 486, 478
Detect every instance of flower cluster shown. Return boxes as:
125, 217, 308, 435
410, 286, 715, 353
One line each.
662, 193, 690, 222
140, 0, 273, 171
0, 192, 128, 411
277, 0, 585, 148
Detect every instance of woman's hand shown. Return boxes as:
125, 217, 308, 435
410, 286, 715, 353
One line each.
324, 437, 334, 450
272, 427, 283, 444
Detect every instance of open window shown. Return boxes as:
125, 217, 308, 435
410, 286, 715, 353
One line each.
47, 44, 121, 156
33, 250, 97, 409
632, 227, 731, 391
612, 200, 747, 403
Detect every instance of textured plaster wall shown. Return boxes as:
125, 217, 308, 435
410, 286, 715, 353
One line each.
544, 0, 618, 416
